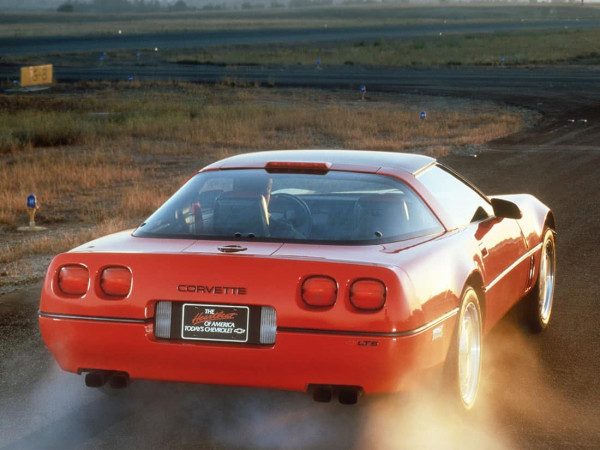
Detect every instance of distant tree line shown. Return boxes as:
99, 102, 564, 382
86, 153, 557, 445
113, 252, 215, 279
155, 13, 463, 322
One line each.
56, 0, 384, 13
54, 0, 592, 12
57, 0, 191, 13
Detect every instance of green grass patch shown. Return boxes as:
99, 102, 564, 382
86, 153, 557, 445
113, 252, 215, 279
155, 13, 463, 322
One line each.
166, 28, 600, 67
19, 26, 600, 69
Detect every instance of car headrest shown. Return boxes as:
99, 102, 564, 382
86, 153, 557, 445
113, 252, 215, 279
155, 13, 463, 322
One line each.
212, 191, 269, 237
354, 193, 409, 239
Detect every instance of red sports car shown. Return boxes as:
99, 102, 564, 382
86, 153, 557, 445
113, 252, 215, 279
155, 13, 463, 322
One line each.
39, 150, 556, 409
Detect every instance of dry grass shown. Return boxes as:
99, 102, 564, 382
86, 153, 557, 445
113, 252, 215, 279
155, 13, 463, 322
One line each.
0, 85, 523, 156
0, 82, 527, 267
115, 182, 184, 219
0, 147, 141, 223
0, 218, 131, 265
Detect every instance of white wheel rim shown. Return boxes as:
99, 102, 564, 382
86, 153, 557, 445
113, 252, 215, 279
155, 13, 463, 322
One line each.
539, 237, 556, 324
458, 298, 481, 408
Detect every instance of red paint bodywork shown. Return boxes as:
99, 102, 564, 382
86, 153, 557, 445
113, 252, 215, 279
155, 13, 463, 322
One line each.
39, 150, 553, 394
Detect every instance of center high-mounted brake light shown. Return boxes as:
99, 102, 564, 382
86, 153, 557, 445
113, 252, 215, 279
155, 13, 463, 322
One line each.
58, 265, 89, 296
265, 161, 331, 173
350, 279, 386, 311
100, 266, 132, 298
301, 276, 337, 307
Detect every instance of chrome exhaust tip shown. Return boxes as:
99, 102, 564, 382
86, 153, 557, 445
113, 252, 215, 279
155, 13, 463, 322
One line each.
338, 388, 361, 405
84, 371, 108, 388
312, 386, 333, 403
108, 372, 130, 389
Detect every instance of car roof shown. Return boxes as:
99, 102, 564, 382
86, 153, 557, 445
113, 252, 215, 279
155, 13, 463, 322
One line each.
202, 150, 435, 175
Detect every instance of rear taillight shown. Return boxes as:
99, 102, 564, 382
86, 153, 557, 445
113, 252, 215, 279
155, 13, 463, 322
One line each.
350, 279, 386, 311
100, 266, 132, 297
58, 265, 89, 296
301, 276, 337, 307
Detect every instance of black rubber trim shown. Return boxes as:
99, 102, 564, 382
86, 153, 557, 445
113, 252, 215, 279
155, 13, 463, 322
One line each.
277, 308, 459, 338
38, 311, 147, 324
277, 327, 412, 337
40, 307, 459, 337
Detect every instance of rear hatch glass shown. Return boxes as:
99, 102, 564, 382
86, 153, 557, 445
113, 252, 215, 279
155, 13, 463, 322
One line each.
133, 169, 442, 245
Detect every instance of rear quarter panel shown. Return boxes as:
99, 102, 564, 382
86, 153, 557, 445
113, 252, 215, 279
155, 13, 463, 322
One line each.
384, 231, 483, 325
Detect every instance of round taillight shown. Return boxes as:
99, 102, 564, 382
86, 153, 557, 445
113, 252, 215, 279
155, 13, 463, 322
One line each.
58, 265, 89, 296
350, 279, 386, 311
302, 276, 337, 307
100, 266, 132, 298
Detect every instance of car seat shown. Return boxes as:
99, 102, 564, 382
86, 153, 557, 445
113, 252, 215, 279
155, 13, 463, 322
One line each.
212, 192, 270, 238
354, 193, 409, 240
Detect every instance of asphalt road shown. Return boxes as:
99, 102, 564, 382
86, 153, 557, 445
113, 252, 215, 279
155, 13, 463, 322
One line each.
1, 65, 600, 449
4, 64, 600, 118
1, 18, 599, 56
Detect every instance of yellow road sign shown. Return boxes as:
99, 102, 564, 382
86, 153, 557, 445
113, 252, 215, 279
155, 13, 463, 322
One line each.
20, 64, 53, 87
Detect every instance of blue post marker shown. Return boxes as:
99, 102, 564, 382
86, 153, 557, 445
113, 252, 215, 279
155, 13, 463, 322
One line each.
315, 56, 321, 70
359, 84, 367, 100
26, 194, 38, 227
420, 111, 427, 120
27, 194, 37, 209
18, 193, 45, 231
99, 52, 107, 65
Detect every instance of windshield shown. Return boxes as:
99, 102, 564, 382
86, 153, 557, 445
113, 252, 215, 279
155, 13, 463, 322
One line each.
134, 169, 442, 244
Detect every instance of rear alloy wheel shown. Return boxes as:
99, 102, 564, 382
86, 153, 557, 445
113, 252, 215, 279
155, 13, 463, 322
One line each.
446, 287, 483, 411
527, 228, 556, 333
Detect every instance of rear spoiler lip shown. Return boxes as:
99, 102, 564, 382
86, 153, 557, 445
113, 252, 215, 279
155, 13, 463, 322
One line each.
61, 249, 401, 272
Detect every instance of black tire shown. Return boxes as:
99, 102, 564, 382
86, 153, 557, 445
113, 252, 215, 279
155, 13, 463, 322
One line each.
526, 228, 556, 333
443, 286, 483, 411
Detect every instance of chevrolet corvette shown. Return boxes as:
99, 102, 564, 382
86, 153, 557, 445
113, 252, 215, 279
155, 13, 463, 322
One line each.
39, 150, 556, 409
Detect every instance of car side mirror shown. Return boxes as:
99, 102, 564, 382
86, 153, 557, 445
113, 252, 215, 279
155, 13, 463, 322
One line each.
490, 197, 522, 220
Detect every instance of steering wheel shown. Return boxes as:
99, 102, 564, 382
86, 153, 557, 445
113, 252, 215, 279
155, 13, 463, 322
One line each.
269, 193, 312, 238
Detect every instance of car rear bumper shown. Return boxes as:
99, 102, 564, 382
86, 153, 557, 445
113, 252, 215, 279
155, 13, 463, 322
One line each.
39, 312, 456, 394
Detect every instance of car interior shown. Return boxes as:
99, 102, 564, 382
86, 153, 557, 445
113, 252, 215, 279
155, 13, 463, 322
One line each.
137, 171, 443, 243
187, 189, 439, 242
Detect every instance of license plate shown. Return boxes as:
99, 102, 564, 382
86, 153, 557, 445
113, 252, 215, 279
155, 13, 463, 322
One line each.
181, 303, 249, 343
